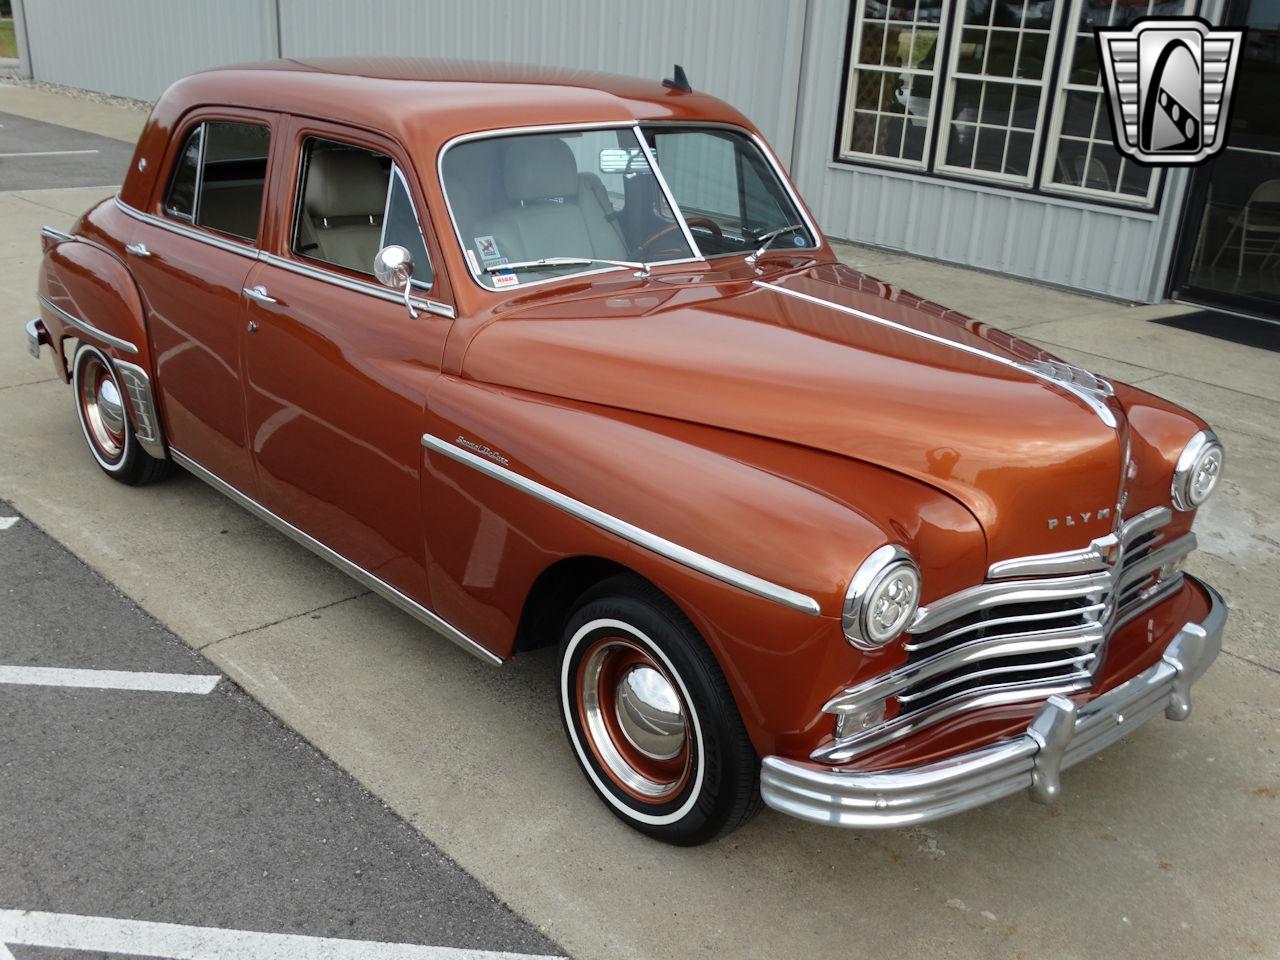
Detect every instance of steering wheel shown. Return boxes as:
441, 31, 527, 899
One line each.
638, 216, 724, 255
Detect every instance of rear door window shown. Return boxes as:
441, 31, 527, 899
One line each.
163, 120, 271, 243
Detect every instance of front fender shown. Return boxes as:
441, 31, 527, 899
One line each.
421, 377, 985, 757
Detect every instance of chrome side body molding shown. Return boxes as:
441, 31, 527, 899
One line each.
421, 432, 823, 616
41, 225, 75, 243
760, 579, 1225, 828
755, 280, 1119, 428
170, 450, 503, 666
37, 294, 140, 356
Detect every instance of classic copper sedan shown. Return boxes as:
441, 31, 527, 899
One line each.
28, 59, 1226, 845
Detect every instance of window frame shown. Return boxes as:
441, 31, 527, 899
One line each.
163, 123, 204, 224
1037, 0, 1194, 206
832, 0, 1199, 212
287, 132, 436, 292
159, 113, 273, 245
836, 0, 955, 170
931, 0, 1069, 187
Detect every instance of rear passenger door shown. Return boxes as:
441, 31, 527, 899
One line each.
242, 119, 455, 607
127, 110, 279, 497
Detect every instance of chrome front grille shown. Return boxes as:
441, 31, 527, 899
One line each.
814, 506, 1196, 764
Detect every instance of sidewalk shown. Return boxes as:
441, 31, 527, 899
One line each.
3, 79, 1278, 960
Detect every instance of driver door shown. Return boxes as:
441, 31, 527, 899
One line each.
242, 118, 454, 603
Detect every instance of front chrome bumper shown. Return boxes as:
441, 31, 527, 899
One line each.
761, 578, 1226, 828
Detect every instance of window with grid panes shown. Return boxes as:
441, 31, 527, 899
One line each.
935, 0, 1065, 184
839, 0, 952, 168
1042, 0, 1193, 204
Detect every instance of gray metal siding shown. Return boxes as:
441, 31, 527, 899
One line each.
21, 0, 807, 168
276, 0, 807, 165
789, 0, 1180, 302
22, 0, 277, 102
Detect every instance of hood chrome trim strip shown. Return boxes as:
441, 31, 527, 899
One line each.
421, 432, 823, 616
755, 280, 1118, 428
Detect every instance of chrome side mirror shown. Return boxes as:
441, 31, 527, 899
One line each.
373, 244, 418, 318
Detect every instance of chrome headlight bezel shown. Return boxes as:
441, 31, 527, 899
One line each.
843, 545, 920, 650
1172, 429, 1224, 512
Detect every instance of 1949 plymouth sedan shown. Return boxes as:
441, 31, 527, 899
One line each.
28, 59, 1227, 845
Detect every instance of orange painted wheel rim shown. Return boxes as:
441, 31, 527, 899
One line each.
574, 637, 694, 804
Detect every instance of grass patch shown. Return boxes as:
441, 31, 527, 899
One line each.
0, 19, 16, 59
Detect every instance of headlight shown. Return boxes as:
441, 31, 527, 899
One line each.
843, 545, 920, 649
1172, 430, 1224, 511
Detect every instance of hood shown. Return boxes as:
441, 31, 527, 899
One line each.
461, 262, 1128, 563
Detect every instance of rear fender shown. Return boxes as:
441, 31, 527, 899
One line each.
38, 236, 167, 458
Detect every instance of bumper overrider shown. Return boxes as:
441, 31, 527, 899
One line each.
761, 577, 1226, 828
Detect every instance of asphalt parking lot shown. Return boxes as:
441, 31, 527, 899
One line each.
0, 502, 563, 960
2, 82, 1278, 960
0, 110, 134, 191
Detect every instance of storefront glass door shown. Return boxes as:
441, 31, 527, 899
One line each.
1171, 0, 1280, 319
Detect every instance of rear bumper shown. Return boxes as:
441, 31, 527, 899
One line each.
26, 318, 49, 358
760, 577, 1226, 828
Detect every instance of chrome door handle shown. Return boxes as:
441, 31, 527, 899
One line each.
243, 284, 277, 304
125, 242, 150, 257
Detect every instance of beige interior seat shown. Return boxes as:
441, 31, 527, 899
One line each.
300, 148, 389, 274
471, 137, 627, 265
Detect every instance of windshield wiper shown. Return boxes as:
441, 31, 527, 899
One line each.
745, 223, 807, 265
484, 256, 653, 280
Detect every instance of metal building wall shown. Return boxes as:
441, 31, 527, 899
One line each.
21, 0, 279, 102
19, 0, 808, 167
789, 0, 1186, 303
275, 0, 808, 165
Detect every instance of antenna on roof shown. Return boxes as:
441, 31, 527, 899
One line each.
662, 64, 692, 94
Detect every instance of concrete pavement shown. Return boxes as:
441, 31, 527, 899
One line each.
2, 80, 1278, 960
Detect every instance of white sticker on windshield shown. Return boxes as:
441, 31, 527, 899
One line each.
492, 270, 519, 288
474, 236, 502, 262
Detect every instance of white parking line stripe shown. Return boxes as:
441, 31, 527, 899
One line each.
0, 149, 101, 158
0, 942, 13, 960
0, 666, 221, 694
0, 909, 562, 960
0, 517, 18, 530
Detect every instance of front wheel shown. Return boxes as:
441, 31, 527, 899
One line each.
72, 343, 173, 486
557, 575, 762, 845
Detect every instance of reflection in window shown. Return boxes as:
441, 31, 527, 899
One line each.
937, 0, 1062, 184
840, 0, 951, 167
1044, 0, 1192, 203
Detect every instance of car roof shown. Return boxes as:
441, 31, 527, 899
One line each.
121, 58, 755, 210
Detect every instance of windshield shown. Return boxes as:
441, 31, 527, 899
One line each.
441, 124, 815, 290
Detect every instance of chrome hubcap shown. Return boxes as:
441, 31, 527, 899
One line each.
615, 665, 686, 761
97, 377, 125, 437
79, 355, 126, 461
578, 639, 692, 801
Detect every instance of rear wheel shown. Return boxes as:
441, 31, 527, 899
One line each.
557, 575, 762, 845
72, 343, 172, 486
